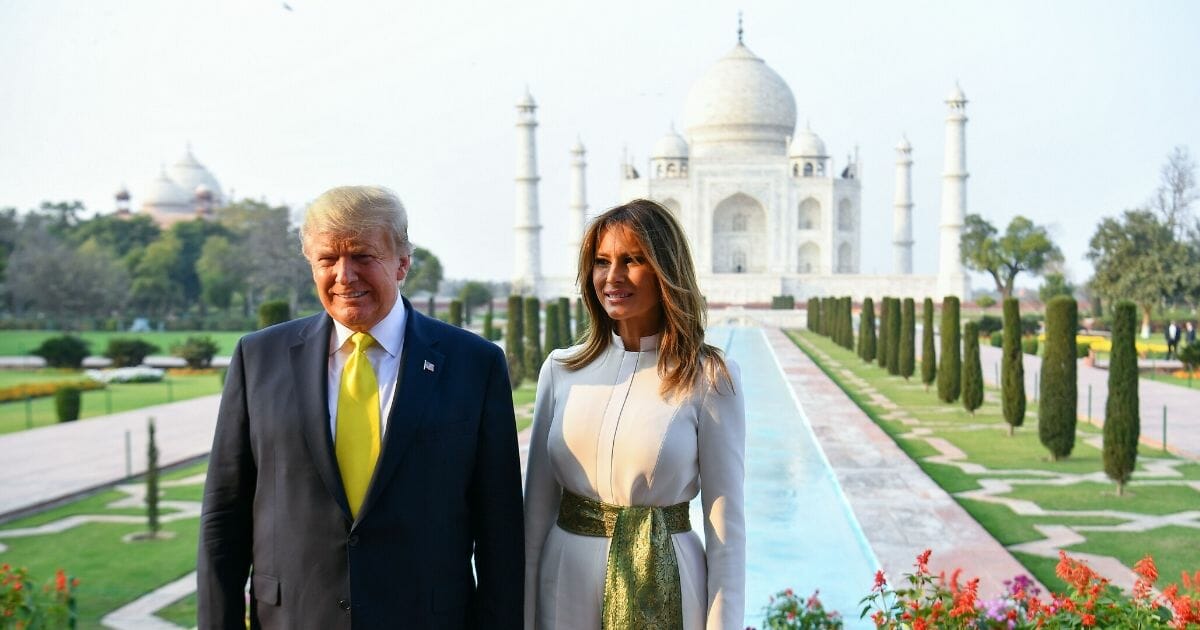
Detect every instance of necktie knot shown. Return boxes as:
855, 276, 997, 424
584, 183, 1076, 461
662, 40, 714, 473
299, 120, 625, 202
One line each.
351, 332, 376, 355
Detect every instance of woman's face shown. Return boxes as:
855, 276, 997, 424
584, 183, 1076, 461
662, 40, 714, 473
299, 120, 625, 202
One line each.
591, 224, 663, 335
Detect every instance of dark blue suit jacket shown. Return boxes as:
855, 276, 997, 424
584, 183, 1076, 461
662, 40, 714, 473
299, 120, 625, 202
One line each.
197, 298, 524, 628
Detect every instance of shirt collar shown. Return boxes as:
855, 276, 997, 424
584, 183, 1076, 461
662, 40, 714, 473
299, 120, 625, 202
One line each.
330, 297, 407, 358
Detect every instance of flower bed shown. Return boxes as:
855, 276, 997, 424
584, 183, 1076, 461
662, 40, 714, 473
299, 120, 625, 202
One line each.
758, 550, 1199, 629
0, 379, 104, 404
1, 564, 78, 628
84, 367, 165, 384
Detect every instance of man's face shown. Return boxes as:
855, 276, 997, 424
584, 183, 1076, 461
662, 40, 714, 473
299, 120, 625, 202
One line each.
306, 227, 410, 332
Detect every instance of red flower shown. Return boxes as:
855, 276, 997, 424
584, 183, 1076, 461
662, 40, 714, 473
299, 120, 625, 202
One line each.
54, 568, 67, 593
915, 549, 932, 574
1081, 613, 1096, 626
873, 570, 887, 592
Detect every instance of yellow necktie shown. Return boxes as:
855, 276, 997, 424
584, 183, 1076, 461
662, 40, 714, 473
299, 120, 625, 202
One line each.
336, 332, 381, 518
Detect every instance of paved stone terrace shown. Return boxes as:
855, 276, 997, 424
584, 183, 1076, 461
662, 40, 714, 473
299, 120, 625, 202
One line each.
767, 328, 1039, 596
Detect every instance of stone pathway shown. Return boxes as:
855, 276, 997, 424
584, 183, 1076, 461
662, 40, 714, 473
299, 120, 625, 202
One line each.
768, 329, 1036, 596
800, 332, 1200, 593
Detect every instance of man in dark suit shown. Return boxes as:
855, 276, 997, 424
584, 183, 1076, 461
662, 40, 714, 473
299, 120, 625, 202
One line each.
198, 186, 523, 628
1165, 320, 1182, 359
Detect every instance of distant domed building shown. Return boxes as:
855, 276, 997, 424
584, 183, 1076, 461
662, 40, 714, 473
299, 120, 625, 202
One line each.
516, 26, 971, 304
128, 145, 224, 227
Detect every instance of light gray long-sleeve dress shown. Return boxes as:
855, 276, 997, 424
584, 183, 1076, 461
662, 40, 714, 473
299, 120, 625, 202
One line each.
523, 334, 746, 630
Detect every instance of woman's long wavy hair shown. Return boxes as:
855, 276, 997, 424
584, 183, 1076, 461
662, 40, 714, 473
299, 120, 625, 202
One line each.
562, 199, 732, 399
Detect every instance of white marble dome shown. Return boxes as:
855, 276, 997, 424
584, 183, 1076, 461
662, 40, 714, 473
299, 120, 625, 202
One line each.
682, 43, 797, 154
168, 146, 223, 202
142, 168, 193, 210
651, 126, 689, 159
789, 124, 827, 157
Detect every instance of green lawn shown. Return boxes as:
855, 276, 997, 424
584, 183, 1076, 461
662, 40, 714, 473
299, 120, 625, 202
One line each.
787, 329, 1200, 595
0, 462, 208, 627
0, 330, 248, 357
0, 372, 224, 435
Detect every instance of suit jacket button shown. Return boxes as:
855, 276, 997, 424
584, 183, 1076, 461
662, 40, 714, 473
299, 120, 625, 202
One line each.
347, 535, 359, 547
338, 599, 350, 610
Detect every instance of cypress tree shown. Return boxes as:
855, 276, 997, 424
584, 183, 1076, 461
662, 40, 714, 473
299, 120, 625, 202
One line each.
844, 298, 855, 349
921, 297, 937, 391
558, 296, 572, 344
937, 296, 962, 402
962, 321, 983, 415
860, 297, 877, 362
427, 294, 436, 318
1002, 297, 1026, 436
808, 297, 820, 332
523, 297, 542, 379
146, 417, 160, 536
482, 300, 495, 341
505, 295, 524, 387
877, 298, 890, 369
837, 297, 848, 348
1103, 301, 1140, 495
899, 298, 915, 380
544, 301, 561, 353
887, 298, 902, 375
448, 299, 463, 327
1038, 296, 1078, 461
821, 297, 832, 337
576, 297, 590, 339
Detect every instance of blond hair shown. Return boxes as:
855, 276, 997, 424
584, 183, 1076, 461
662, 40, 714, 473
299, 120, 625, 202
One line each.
564, 199, 732, 399
300, 186, 412, 258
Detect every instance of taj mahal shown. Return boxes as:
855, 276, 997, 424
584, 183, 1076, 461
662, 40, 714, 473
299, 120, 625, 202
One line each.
513, 30, 970, 305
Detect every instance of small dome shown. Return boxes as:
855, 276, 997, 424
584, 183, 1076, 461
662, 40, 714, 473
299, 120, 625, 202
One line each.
651, 126, 689, 159
946, 83, 967, 104
142, 168, 193, 210
168, 146, 223, 204
682, 43, 797, 152
789, 124, 826, 158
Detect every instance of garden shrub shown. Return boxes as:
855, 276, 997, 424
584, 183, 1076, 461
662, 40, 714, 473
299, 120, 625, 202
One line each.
899, 298, 915, 380
31, 335, 91, 369
55, 386, 82, 422
1103, 301, 1139, 495
523, 297, 542, 376
877, 297, 890, 369
257, 300, 291, 329
961, 321, 983, 415
575, 298, 589, 340
975, 314, 1003, 336
0, 379, 104, 403
558, 296, 572, 344
1180, 342, 1200, 372
1020, 313, 1043, 336
505, 295, 524, 388
1001, 298, 1025, 436
937, 296, 961, 403
172, 335, 220, 369
448, 299, 463, 327
807, 297, 820, 332
1075, 340, 1092, 359
1021, 336, 1039, 356
104, 338, 160, 367
859, 297, 876, 362
1039, 296, 1078, 461
887, 298, 901, 376
771, 295, 795, 310
544, 302, 561, 353
989, 331, 1003, 348
921, 298, 936, 390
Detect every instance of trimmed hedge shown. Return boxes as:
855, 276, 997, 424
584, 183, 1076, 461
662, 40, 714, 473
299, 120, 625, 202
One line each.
887, 298, 901, 376
921, 298, 936, 390
899, 298, 915, 380
976, 315, 1003, 336
1103, 301, 1139, 494
448, 299, 464, 327
962, 321, 983, 415
0, 379, 105, 404
558, 297, 572, 345
937, 296, 961, 403
257, 300, 291, 329
505, 295, 525, 387
544, 301, 562, 353
54, 387, 82, 422
878, 297, 891, 370
104, 338, 161, 368
1001, 298, 1026, 436
523, 297, 542, 377
771, 295, 795, 310
31, 335, 91, 369
1039, 296, 1078, 461
859, 298, 876, 362
172, 335, 219, 369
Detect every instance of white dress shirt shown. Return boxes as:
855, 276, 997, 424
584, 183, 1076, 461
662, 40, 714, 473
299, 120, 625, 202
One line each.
326, 298, 407, 441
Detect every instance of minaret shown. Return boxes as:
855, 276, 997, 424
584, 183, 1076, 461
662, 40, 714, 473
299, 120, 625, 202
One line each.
513, 88, 542, 296
567, 137, 588, 276
937, 83, 969, 298
893, 136, 914, 274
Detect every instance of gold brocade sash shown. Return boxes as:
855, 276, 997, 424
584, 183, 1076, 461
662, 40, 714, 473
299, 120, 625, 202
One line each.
556, 490, 690, 630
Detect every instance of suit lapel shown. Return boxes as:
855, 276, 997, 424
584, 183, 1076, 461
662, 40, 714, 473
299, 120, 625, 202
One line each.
358, 299, 443, 520
290, 314, 353, 519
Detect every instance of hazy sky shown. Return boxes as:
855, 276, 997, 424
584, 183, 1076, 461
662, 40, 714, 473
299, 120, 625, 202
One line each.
3, 0, 1198, 290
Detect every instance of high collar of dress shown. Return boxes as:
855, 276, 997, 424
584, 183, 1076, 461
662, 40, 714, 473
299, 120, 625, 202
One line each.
610, 331, 661, 352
